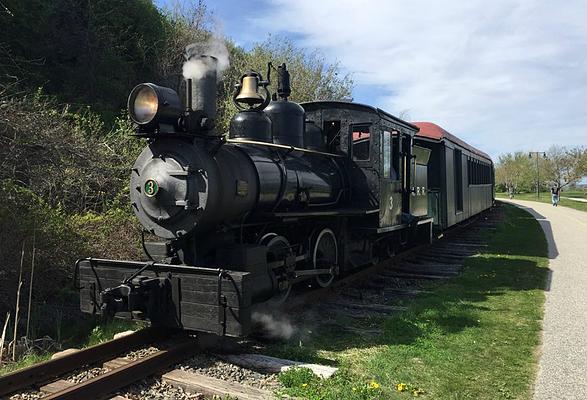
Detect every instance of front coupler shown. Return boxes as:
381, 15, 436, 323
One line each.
99, 275, 175, 326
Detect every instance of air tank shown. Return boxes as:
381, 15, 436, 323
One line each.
265, 100, 305, 147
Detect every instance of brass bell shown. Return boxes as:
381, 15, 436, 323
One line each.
235, 74, 265, 105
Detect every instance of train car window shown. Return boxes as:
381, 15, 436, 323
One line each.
467, 159, 472, 185
382, 131, 392, 178
351, 125, 371, 161
392, 131, 400, 177
454, 149, 463, 211
483, 164, 488, 184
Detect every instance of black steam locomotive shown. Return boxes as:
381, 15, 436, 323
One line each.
77, 55, 494, 336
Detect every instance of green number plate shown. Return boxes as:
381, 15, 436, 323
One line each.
144, 179, 159, 197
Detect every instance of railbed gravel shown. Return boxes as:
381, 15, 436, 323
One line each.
123, 345, 160, 361
180, 353, 280, 390
65, 366, 106, 383
120, 378, 204, 400
8, 390, 44, 400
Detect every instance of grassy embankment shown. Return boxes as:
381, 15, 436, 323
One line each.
272, 203, 549, 399
496, 191, 587, 212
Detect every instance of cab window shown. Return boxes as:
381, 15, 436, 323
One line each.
351, 125, 370, 161
382, 130, 391, 178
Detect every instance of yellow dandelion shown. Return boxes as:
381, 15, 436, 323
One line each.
300, 383, 308, 388
369, 380, 381, 389
396, 383, 407, 392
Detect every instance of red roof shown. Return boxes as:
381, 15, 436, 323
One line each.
413, 122, 491, 162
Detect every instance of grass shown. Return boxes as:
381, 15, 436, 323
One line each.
272, 203, 549, 399
496, 191, 587, 212
0, 319, 140, 376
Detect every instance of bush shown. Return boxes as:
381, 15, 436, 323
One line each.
0, 92, 143, 214
0, 181, 85, 319
0, 93, 144, 341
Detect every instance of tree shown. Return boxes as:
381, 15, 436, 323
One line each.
245, 36, 353, 103
1, 0, 169, 112
215, 35, 354, 134
495, 152, 534, 195
543, 145, 587, 189
157, 0, 212, 85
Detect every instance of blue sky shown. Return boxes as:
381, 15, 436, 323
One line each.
158, 0, 586, 160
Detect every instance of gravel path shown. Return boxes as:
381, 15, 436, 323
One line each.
504, 199, 587, 399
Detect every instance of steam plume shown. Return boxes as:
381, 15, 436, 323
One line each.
252, 311, 296, 340
183, 36, 230, 81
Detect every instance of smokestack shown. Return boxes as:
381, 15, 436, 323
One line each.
186, 54, 218, 121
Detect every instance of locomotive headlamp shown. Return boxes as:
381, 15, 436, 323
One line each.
128, 83, 182, 127
131, 85, 158, 123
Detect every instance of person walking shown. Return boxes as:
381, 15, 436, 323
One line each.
508, 187, 514, 199
551, 185, 561, 207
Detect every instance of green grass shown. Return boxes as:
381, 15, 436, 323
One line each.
496, 191, 587, 212
272, 203, 549, 399
0, 352, 54, 376
0, 319, 140, 376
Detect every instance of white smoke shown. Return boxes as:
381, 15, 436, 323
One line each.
182, 36, 230, 81
252, 311, 297, 340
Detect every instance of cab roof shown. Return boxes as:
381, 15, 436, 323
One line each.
302, 101, 419, 131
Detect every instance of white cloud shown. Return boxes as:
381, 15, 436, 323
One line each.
254, 0, 587, 157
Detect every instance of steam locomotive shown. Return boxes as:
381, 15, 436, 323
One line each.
77, 55, 494, 336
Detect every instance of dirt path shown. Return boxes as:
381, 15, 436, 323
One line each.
503, 199, 587, 399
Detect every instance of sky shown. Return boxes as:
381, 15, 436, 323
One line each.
160, 0, 587, 160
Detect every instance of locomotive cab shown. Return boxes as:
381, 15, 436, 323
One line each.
301, 101, 432, 229
302, 101, 434, 265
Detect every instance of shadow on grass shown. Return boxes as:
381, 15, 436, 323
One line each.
266, 203, 551, 364
304, 256, 550, 352
498, 200, 558, 259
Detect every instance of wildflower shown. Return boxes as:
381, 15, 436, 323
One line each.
396, 383, 407, 392
301, 383, 308, 388
412, 388, 425, 397
369, 380, 381, 389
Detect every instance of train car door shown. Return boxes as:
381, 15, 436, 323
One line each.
379, 130, 402, 228
410, 145, 431, 216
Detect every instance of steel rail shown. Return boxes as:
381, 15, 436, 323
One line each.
43, 337, 198, 400
0, 326, 169, 397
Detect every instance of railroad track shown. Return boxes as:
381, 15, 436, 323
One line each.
0, 327, 205, 400
2, 326, 284, 400
41, 338, 197, 400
